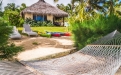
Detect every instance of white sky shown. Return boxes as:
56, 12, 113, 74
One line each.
2, 0, 71, 10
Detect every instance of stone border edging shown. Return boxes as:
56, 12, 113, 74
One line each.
15, 48, 76, 75
24, 48, 76, 61
16, 59, 43, 75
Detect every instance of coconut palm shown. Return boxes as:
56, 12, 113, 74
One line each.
56, 3, 65, 11
83, 0, 121, 15
56, 3, 72, 14
19, 3, 27, 11
54, 0, 120, 15
54, 0, 81, 10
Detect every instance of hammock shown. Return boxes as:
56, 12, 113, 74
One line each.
92, 30, 121, 45
19, 30, 121, 75
22, 45, 121, 75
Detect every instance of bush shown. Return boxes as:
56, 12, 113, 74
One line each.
1, 43, 23, 59
3, 10, 24, 27
32, 42, 39, 45
0, 19, 23, 59
25, 18, 54, 27
69, 14, 121, 50
0, 20, 12, 46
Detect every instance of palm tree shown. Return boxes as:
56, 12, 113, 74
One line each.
54, 0, 119, 15
71, 0, 80, 10
19, 3, 27, 11
66, 3, 72, 11
56, 3, 72, 14
54, 0, 81, 10
56, 3, 65, 11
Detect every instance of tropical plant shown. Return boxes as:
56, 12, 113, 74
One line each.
56, 3, 73, 14
4, 3, 19, 11
4, 10, 24, 27
0, 11, 3, 16
69, 4, 121, 49
19, 3, 27, 11
3, 3, 26, 27
25, 18, 54, 27
55, 0, 121, 15
56, 4, 66, 11
0, 19, 23, 59
55, 0, 80, 11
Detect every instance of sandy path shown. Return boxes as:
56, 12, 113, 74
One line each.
9, 36, 75, 61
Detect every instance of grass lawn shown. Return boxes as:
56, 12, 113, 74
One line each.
18, 27, 70, 33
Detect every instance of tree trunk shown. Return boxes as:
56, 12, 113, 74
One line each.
109, 0, 114, 15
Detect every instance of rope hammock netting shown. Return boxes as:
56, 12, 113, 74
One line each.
21, 30, 121, 75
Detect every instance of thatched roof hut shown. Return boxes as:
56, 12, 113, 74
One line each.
21, 0, 68, 17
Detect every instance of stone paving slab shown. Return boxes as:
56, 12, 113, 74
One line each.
0, 61, 37, 75
17, 47, 76, 61
16, 36, 75, 61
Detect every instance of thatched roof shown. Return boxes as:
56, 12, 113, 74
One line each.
21, 0, 68, 17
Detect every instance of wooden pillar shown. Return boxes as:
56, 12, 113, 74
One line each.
36, 15, 37, 21
63, 17, 64, 26
43, 14, 44, 21
21, 12, 24, 19
53, 16, 55, 25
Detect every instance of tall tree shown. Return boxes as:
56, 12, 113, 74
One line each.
71, 0, 80, 10
56, 4, 66, 11
3, 3, 25, 26
81, 0, 121, 15
54, 0, 81, 10
19, 3, 27, 11
56, 3, 72, 14
54, 0, 120, 15
0, 0, 3, 11
4, 3, 19, 11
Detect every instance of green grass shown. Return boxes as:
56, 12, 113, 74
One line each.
17, 27, 70, 33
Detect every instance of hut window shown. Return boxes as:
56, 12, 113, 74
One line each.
33, 15, 47, 21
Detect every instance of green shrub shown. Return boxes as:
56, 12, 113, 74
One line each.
46, 21, 54, 27
0, 19, 23, 59
0, 20, 12, 46
69, 14, 121, 50
32, 42, 39, 45
1, 43, 23, 59
3, 10, 24, 27
25, 18, 54, 27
